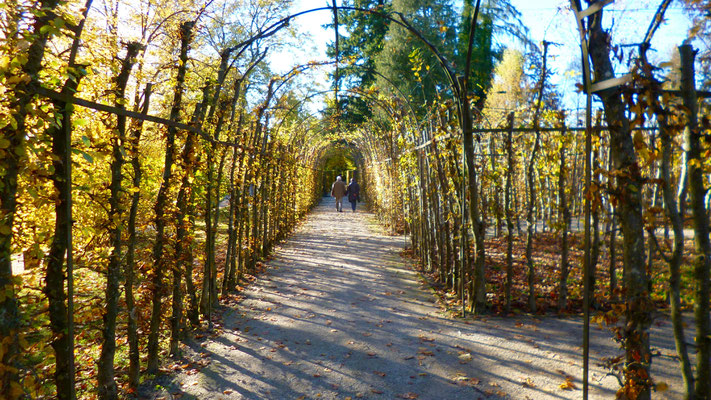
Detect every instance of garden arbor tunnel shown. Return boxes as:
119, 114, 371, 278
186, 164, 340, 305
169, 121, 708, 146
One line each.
2, 0, 639, 398
318, 142, 363, 197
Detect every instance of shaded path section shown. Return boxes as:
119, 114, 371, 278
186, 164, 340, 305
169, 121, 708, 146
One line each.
158, 197, 688, 400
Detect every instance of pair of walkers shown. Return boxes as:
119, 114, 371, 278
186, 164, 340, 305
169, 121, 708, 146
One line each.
331, 176, 360, 212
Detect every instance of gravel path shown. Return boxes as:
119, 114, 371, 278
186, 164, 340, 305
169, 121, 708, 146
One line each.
152, 197, 689, 400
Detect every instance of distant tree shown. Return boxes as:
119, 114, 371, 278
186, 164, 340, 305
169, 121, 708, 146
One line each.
457, 0, 496, 103
482, 48, 530, 126
374, 0, 459, 113
681, 0, 711, 88
325, 0, 391, 126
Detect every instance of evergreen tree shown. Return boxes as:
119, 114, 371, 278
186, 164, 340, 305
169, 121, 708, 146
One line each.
457, 0, 496, 103
375, 0, 459, 113
325, 0, 391, 127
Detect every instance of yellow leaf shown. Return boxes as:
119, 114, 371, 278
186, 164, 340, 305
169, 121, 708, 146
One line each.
559, 378, 577, 390
656, 382, 669, 392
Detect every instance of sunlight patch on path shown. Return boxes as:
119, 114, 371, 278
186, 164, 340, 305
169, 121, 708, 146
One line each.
158, 197, 687, 400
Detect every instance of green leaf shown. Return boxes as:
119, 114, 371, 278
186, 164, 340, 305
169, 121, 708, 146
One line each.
81, 151, 93, 163
72, 148, 94, 163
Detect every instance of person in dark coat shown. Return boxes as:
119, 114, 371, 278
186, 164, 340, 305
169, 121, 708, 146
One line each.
331, 176, 347, 212
346, 177, 360, 212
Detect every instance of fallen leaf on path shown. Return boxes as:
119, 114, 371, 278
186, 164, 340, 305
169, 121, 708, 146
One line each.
560, 377, 577, 390
371, 389, 383, 394
223, 390, 233, 394
374, 371, 386, 377
452, 375, 480, 386
397, 393, 419, 399
458, 353, 472, 363
521, 377, 536, 388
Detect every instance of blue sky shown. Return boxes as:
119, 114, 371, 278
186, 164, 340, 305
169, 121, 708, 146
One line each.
270, 0, 695, 116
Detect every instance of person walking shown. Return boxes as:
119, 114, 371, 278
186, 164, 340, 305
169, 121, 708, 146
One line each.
331, 175, 347, 212
346, 177, 360, 212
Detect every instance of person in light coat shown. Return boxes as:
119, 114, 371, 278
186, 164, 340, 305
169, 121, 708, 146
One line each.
331, 176, 347, 212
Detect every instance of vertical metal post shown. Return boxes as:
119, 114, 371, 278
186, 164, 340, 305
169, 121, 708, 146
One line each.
333, 0, 339, 115
569, 1, 606, 398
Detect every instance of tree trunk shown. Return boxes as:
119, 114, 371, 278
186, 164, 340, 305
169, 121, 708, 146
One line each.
0, 2, 60, 397
557, 122, 571, 313
680, 44, 711, 400
125, 83, 151, 390
524, 127, 540, 313
97, 42, 141, 400
171, 80, 208, 351
148, 21, 194, 373
587, 9, 651, 398
607, 145, 618, 301
656, 87, 694, 398
44, 72, 82, 400
458, 77, 486, 314
588, 114, 602, 308
524, 41, 548, 313
503, 113, 515, 313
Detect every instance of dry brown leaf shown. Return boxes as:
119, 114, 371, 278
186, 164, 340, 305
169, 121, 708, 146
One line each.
397, 393, 419, 399
374, 371, 386, 377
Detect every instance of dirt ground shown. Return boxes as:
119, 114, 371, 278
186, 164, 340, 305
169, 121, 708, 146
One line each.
145, 197, 692, 400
